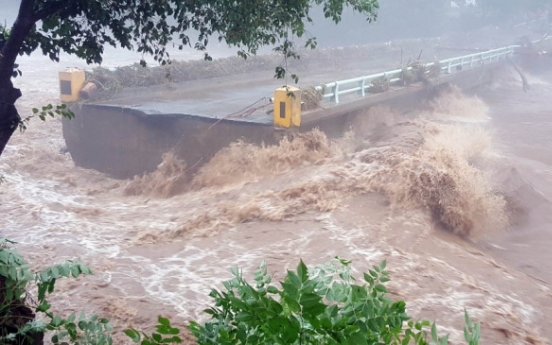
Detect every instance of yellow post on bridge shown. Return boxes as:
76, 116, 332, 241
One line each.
58, 68, 86, 103
273, 86, 302, 128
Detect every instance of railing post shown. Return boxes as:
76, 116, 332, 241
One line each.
447, 60, 451, 74
359, 79, 365, 97
333, 83, 340, 104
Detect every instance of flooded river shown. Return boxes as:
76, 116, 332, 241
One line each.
2, 40, 552, 345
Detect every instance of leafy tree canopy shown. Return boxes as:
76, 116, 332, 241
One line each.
2, 0, 379, 70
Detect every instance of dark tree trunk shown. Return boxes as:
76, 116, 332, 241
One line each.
0, 1, 44, 343
0, 0, 36, 157
0, 274, 44, 345
0, 82, 22, 156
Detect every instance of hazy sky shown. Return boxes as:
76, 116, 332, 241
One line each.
0, 0, 512, 66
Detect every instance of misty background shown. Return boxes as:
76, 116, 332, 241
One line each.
1, 0, 540, 68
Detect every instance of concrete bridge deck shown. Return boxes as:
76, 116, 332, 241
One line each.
85, 64, 393, 125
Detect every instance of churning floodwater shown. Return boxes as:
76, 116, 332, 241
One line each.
2, 39, 552, 344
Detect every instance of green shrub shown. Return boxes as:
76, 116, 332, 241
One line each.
125, 317, 183, 345
0, 238, 113, 345
128, 257, 481, 345
0, 237, 480, 345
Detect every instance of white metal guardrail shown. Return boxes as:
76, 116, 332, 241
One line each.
315, 45, 519, 104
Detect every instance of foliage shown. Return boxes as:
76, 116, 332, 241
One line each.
0, 21, 75, 133
127, 258, 481, 345
5, 0, 378, 75
0, 238, 113, 345
47, 314, 113, 345
463, 310, 481, 345
125, 317, 183, 345
18, 104, 75, 132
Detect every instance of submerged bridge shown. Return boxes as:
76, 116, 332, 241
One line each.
60, 44, 534, 179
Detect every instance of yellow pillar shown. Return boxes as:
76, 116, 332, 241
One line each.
273, 86, 302, 128
59, 68, 86, 102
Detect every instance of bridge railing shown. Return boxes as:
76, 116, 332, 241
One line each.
315, 45, 519, 104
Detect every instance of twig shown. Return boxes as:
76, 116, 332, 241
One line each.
506, 56, 530, 92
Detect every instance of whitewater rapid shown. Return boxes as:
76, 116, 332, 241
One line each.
2, 39, 552, 345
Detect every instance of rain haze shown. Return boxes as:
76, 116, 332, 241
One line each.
1, 0, 552, 344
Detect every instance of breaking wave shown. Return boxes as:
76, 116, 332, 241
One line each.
125, 129, 342, 198
430, 85, 490, 122
133, 87, 508, 241
124, 152, 188, 198
192, 129, 339, 188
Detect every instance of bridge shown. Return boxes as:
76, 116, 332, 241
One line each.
315, 46, 516, 104
60, 43, 536, 179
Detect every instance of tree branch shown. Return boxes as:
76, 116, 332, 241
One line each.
32, 1, 67, 22
18, 0, 35, 17
0, 0, 37, 81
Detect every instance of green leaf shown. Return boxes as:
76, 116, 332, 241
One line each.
380, 276, 391, 283
431, 322, 438, 341
283, 295, 301, 313
51, 316, 63, 327
297, 259, 308, 283
363, 272, 374, 285
71, 265, 80, 278
335, 256, 352, 266
48, 278, 56, 293
286, 270, 302, 290
158, 316, 170, 327
167, 336, 182, 343
266, 285, 279, 294
58, 264, 70, 277
374, 284, 388, 293
78, 320, 87, 330
464, 309, 472, 327
39, 270, 50, 282
49, 266, 59, 279
152, 333, 162, 342
36, 300, 51, 313
124, 329, 141, 343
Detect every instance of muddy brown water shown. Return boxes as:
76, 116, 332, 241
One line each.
2, 44, 552, 344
